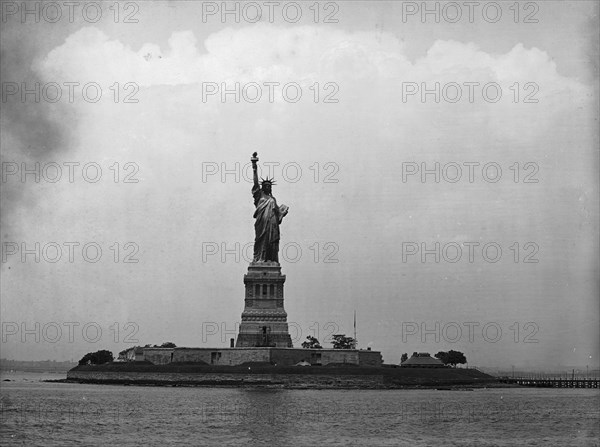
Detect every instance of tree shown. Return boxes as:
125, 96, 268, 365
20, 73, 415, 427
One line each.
157, 342, 176, 348
78, 350, 113, 365
448, 350, 467, 367
435, 350, 467, 367
301, 336, 322, 349
435, 351, 449, 364
400, 353, 408, 363
331, 334, 357, 350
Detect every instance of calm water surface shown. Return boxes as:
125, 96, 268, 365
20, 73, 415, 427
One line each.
1, 372, 598, 446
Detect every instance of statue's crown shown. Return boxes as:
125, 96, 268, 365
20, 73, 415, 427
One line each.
260, 177, 276, 186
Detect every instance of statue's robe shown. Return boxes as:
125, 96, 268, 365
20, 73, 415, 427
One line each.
252, 184, 281, 262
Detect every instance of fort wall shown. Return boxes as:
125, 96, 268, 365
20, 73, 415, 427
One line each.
140, 347, 382, 367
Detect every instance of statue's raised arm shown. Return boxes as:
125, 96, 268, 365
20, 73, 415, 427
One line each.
251, 152, 260, 191
250, 152, 288, 264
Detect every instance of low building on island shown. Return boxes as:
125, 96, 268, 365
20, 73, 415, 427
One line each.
117, 346, 144, 362
400, 352, 445, 368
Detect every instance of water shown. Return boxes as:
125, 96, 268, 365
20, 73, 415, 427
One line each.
1, 372, 598, 446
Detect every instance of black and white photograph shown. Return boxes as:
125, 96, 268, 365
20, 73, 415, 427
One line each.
1, 1, 598, 445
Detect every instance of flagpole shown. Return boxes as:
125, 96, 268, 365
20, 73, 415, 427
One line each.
353, 310, 357, 346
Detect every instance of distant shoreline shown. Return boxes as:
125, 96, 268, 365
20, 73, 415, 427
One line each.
2, 369, 72, 374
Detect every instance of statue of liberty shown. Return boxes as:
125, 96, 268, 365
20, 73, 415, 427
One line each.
251, 152, 289, 263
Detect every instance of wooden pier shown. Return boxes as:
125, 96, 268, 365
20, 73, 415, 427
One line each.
498, 377, 599, 388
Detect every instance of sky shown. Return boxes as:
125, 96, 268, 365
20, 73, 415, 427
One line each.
1, 0, 598, 370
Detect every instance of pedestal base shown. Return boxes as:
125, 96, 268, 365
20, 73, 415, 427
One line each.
235, 262, 293, 348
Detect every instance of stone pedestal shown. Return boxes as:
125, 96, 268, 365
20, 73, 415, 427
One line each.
235, 262, 293, 348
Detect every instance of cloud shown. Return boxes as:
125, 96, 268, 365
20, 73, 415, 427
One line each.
37, 24, 580, 94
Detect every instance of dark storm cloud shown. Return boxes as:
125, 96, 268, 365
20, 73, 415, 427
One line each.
0, 24, 77, 241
